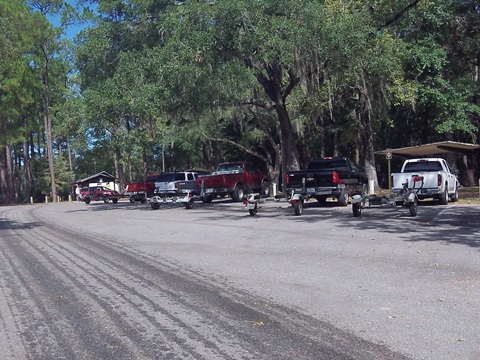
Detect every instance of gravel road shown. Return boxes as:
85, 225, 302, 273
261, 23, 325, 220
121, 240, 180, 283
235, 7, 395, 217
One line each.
0, 198, 478, 360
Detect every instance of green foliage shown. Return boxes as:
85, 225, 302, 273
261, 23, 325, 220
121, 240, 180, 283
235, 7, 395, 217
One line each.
2, 0, 480, 201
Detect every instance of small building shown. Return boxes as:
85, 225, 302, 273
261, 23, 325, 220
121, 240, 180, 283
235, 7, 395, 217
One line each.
74, 171, 120, 194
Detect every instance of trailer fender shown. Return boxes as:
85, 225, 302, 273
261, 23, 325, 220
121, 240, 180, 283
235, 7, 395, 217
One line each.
290, 193, 303, 203
406, 192, 416, 203
351, 194, 363, 204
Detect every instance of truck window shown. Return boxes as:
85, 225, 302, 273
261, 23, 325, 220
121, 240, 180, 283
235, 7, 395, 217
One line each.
403, 161, 442, 172
187, 173, 194, 181
218, 163, 243, 172
157, 173, 177, 182
308, 159, 349, 171
145, 175, 158, 182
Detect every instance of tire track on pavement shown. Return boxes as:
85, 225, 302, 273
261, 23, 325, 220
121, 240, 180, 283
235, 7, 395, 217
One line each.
0, 205, 412, 360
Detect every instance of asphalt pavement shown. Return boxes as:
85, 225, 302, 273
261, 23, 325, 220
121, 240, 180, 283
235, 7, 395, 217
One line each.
0, 198, 478, 359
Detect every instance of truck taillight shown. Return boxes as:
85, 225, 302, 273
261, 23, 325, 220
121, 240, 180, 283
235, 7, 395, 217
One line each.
175, 182, 179, 189
286, 174, 290, 185
437, 173, 442, 186
332, 171, 342, 184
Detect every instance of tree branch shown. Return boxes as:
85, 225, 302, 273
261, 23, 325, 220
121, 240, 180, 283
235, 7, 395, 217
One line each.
381, 0, 422, 29
200, 132, 268, 163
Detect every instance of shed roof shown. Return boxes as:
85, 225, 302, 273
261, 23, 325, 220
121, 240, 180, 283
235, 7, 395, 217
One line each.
76, 171, 116, 186
376, 141, 480, 158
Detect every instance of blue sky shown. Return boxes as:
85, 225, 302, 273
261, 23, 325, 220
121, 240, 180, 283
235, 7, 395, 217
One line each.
47, 1, 95, 40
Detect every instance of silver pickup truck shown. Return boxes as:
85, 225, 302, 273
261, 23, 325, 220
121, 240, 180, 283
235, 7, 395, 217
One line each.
391, 158, 459, 204
149, 171, 207, 210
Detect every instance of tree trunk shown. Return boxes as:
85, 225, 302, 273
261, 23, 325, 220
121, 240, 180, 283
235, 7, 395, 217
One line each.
0, 144, 15, 204
358, 74, 380, 191
41, 43, 57, 202
67, 138, 73, 171
255, 62, 300, 171
23, 139, 32, 201
276, 106, 300, 171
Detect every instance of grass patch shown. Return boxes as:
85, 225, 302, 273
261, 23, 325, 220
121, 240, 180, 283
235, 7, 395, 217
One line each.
458, 186, 480, 205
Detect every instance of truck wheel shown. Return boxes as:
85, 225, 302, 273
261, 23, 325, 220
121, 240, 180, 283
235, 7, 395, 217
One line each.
184, 199, 194, 209
112, 198, 118, 204
232, 185, 244, 202
450, 185, 459, 202
202, 195, 213, 203
84, 197, 91, 204
129, 196, 135, 203
408, 199, 418, 216
337, 189, 349, 206
293, 200, 303, 216
261, 182, 270, 197
438, 186, 448, 205
248, 207, 258, 216
151, 202, 160, 210
140, 197, 146, 204
352, 203, 362, 217
103, 197, 109, 203
314, 196, 327, 204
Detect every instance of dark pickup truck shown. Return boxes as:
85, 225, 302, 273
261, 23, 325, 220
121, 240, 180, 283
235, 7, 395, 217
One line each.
285, 157, 367, 215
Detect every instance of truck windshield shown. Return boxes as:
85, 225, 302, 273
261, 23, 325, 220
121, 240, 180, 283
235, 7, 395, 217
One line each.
157, 173, 185, 182
217, 163, 244, 172
403, 161, 442, 172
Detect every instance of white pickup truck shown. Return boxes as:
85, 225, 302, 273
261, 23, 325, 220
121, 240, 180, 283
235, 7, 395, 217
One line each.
391, 158, 459, 204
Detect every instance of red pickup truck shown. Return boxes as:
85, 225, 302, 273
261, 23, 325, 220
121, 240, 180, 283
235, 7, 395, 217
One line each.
124, 174, 160, 203
195, 162, 270, 202
82, 186, 121, 204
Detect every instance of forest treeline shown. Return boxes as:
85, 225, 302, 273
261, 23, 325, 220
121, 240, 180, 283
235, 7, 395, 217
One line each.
1, 0, 479, 204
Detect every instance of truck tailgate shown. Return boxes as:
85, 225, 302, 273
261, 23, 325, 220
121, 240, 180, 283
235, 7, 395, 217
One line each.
392, 172, 439, 189
287, 170, 336, 188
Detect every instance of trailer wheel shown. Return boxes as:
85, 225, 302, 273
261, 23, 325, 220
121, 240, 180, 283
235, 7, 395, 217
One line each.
112, 198, 118, 204
84, 197, 91, 204
408, 199, 417, 216
352, 203, 362, 217
293, 200, 303, 216
140, 197, 146, 204
248, 206, 258, 216
129, 196, 135, 203
151, 202, 160, 210
184, 199, 194, 209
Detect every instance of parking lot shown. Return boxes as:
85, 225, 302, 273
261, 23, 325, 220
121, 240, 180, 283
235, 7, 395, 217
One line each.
1, 199, 479, 359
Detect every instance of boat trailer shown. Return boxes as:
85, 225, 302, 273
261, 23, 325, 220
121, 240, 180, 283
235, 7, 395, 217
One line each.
351, 176, 424, 217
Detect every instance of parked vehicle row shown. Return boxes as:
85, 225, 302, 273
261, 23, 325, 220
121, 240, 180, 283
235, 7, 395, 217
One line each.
80, 158, 460, 219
